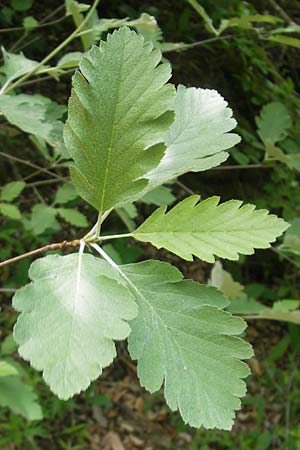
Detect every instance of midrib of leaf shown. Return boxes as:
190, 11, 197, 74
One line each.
62, 241, 85, 389
98, 39, 125, 219
90, 245, 240, 392
91, 244, 221, 387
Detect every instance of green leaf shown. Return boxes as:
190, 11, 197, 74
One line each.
219, 14, 282, 33
13, 253, 137, 399
287, 153, 300, 172
54, 183, 78, 205
65, 0, 90, 15
279, 218, 300, 256
227, 297, 267, 315
0, 376, 42, 420
122, 260, 253, 430
0, 49, 48, 86
133, 13, 163, 47
141, 185, 175, 206
209, 261, 245, 299
0, 360, 18, 377
0, 202, 21, 219
30, 204, 59, 235
132, 195, 289, 263
256, 102, 291, 145
57, 208, 88, 227
268, 35, 300, 48
0, 94, 50, 135
57, 52, 83, 70
146, 85, 240, 189
271, 24, 300, 35
67, 0, 95, 51
0, 94, 67, 156
228, 298, 300, 325
273, 300, 299, 312
1, 6, 14, 25
1, 334, 18, 355
1, 181, 25, 202
11, 0, 33, 12
64, 26, 175, 212
120, 203, 138, 219
265, 141, 289, 163
187, 0, 218, 35
23, 16, 38, 31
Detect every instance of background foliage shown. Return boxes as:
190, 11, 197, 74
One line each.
0, 0, 300, 449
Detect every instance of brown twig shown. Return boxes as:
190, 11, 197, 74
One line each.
176, 180, 197, 196
268, 0, 295, 25
17, 68, 75, 88
211, 163, 276, 170
7, 5, 65, 55
163, 35, 234, 53
0, 240, 80, 269
0, 15, 66, 33
0, 152, 66, 182
27, 178, 67, 188
270, 247, 300, 270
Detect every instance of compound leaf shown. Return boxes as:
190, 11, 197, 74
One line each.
146, 85, 240, 188
64, 26, 175, 213
121, 260, 253, 430
13, 253, 137, 399
132, 195, 289, 262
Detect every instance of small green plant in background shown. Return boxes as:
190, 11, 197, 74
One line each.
0, 334, 42, 421
0, 25, 289, 431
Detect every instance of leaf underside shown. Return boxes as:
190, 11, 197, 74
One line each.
64, 26, 175, 213
146, 84, 241, 189
13, 254, 137, 399
121, 260, 253, 430
133, 195, 290, 262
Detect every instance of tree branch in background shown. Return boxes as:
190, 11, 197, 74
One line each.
268, 0, 296, 25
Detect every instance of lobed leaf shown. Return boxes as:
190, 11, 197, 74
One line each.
132, 195, 289, 262
64, 26, 175, 213
146, 84, 241, 189
13, 253, 137, 399
120, 260, 253, 430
